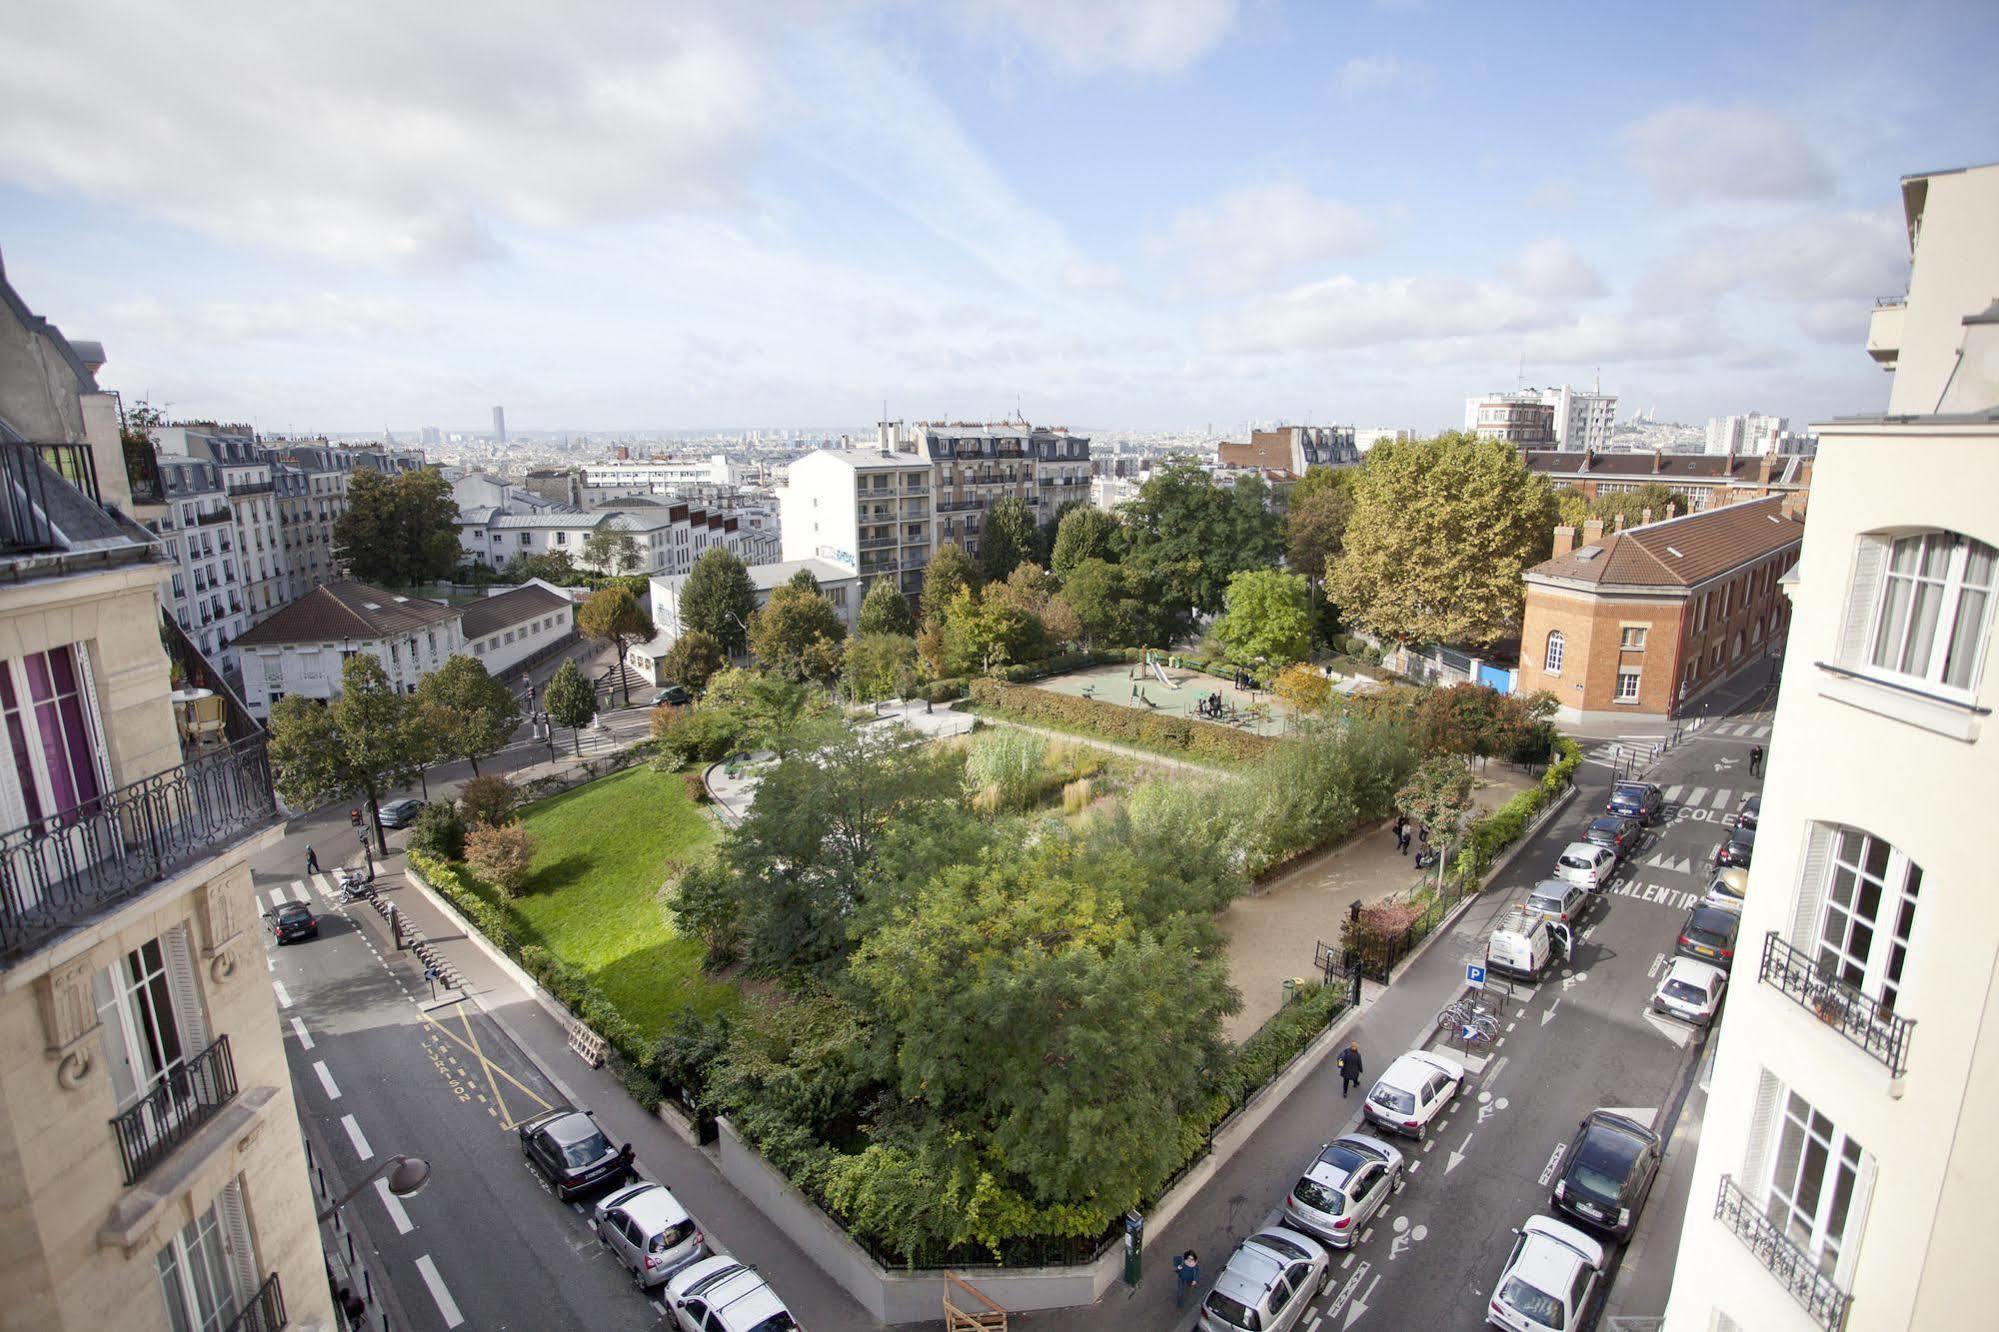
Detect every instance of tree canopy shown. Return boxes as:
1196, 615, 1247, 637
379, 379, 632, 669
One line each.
748, 583, 847, 683
787, 567, 822, 594
1062, 557, 1166, 648
1587, 482, 1693, 533
504, 550, 580, 585
576, 585, 655, 707
414, 656, 521, 776
842, 632, 920, 702
1285, 466, 1357, 585
660, 629, 726, 694
1122, 463, 1282, 621
581, 529, 642, 575
541, 659, 596, 753
333, 466, 461, 588
919, 542, 978, 628
1211, 569, 1314, 667
978, 495, 1038, 582
857, 577, 917, 637
679, 547, 758, 655
1049, 503, 1123, 576
941, 585, 1038, 677
267, 654, 423, 854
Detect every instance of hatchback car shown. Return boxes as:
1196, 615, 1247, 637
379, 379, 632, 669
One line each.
1676, 905, 1742, 965
665, 1256, 800, 1332
1583, 815, 1642, 862
1605, 781, 1664, 824
1200, 1227, 1330, 1332
1735, 792, 1761, 833
376, 798, 425, 829
1524, 878, 1589, 928
517, 1107, 636, 1201
593, 1181, 708, 1290
1551, 1111, 1662, 1239
650, 685, 694, 708
1282, 1134, 1405, 1248
1362, 1049, 1465, 1141
1701, 867, 1749, 913
1715, 825, 1755, 869
268, 901, 318, 944
1487, 1215, 1606, 1332
1652, 957, 1727, 1026
1553, 842, 1616, 892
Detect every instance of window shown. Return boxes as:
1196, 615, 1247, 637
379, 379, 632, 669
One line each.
1620, 626, 1648, 651
0, 645, 107, 824
154, 1187, 253, 1332
1766, 1089, 1866, 1278
1816, 828, 1921, 1014
1862, 531, 1995, 692
1615, 668, 1641, 701
1543, 630, 1565, 676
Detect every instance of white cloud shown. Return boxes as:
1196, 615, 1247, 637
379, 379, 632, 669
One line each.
1636, 210, 1905, 310
962, 0, 1240, 74
1154, 181, 1378, 295
1798, 300, 1866, 345
1502, 238, 1608, 302
108, 293, 437, 345
1337, 55, 1424, 97
1623, 102, 1835, 204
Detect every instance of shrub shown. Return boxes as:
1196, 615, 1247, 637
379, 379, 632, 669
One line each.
1220, 982, 1348, 1110
1061, 778, 1093, 814
666, 858, 743, 969
682, 770, 709, 805
967, 680, 1277, 764
409, 850, 522, 955
652, 706, 748, 768
406, 801, 466, 860
466, 823, 537, 898
459, 773, 517, 828
963, 727, 1047, 812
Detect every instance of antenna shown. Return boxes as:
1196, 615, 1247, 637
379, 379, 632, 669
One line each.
1516, 353, 1525, 390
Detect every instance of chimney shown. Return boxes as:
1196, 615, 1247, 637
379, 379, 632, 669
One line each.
1757, 451, 1775, 488
1582, 518, 1605, 546
1641, 507, 1653, 527
1665, 503, 1678, 520
1652, 447, 1664, 474
1614, 513, 1628, 532
1553, 524, 1576, 558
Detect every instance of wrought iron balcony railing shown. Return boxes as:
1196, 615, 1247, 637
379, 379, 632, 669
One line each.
111, 1035, 238, 1185
222, 1271, 286, 1332
0, 737, 280, 964
1715, 1175, 1850, 1332
1759, 932, 1915, 1078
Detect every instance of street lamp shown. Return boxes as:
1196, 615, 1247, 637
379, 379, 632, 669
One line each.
317, 1154, 431, 1223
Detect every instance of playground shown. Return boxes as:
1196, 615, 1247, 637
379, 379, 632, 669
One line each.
1028, 653, 1300, 736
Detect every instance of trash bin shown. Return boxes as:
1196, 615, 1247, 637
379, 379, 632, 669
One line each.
1281, 977, 1297, 1006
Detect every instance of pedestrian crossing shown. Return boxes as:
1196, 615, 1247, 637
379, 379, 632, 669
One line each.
1661, 784, 1750, 814
262, 877, 326, 912
1706, 720, 1772, 739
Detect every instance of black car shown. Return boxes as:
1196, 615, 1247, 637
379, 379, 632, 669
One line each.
1606, 781, 1664, 825
1715, 825, 1755, 869
1552, 1110, 1662, 1239
649, 685, 693, 708
1584, 815, 1643, 862
1735, 793, 1761, 833
518, 1108, 636, 1201
269, 901, 319, 944
1676, 904, 1742, 965
377, 798, 426, 830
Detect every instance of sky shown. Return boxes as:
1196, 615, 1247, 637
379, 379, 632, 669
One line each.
2, 0, 1996, 437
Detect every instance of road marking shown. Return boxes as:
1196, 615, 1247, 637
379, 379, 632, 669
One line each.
374, 1177, 414, 1234
1477, 1096, 1509, 1124
651, 1301, 667, 1316
1688, 786, 1709, 805
1493, 1037, 1505, 1048
1446, 1132, 1472, 1174
1407, 1159, 1420, 1173
1710, 787, 1730, 809
417, 1008, 552, 1119
1664, 785, 1683, 801
313, 1061, 341, 1100
415, 1255, 465, 1328
1542, 999, 1561, 1026
1387, 1214, 1428, 1260
1538, 1144, 1568, 1186
1340, 1252, 1356, 1271
341, 1114, 374, 1160
291, 1017, 313, 1048
1344, 1273, 1380, 1327
291, 880, 313, 904
1647, 952, 1666, 979
271, 980, 292, 1009
265, 956, 273, 972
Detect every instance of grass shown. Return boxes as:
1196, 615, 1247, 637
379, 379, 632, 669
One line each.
511, 764, 738, 1038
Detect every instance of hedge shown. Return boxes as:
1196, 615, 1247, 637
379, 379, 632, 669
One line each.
967, 679, 1278, 763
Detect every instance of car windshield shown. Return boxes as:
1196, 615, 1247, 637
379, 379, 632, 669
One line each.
746, 1315, 798, 1332
1662, 979, 1708, 1004
1293, 1176, 1344, 1214
1369, 1084, 1415, 1115
1500, 1276, 1565, 1329
1203, 1291, 1261, 1330
277, 904, 310, 920
1558, 854, 1594, 870
562, 1131, 612, 1167
1613, 784, 1649, 802
1251, 1232, 1312, 1262
1530, 892, 1565, 910
650, 1219, 696, 1253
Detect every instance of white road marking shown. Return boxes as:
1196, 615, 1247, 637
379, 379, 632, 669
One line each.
1688, 786, 1709, 805
415, 1255, 465, 1328
1710, 788, 1730, 809
374, 1178, 415, 1234
1340, 1252, 1356, 1270
290, 1017, 314, 1048
1344, 1274, 1380, 1327
265, 956, 274, 971
1447, 1132, 1473, 1173
1646, 952, 1666, 980
271, 980, 293, 1009
1664, 784, 1683, 801
341, 1114, 374, 1160
290, 880, 313, 904
1407, 1159, 1421, 1174
1539, 1144, 1568, 1186
264, 889, 286, 911
313, 1061, 341, 1100
1542, 999, 1561, 1026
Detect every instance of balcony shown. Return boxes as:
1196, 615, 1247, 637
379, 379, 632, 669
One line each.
1758, 932, 1915, 1078
224, 1272, 286, 1332
859, 536, 898, 551
110, 1035, 238, 1185
226, 479, 273, 498
1867, 298, 1904, 368
0, 737, 280, 965
1714, 1175, 1850, 1332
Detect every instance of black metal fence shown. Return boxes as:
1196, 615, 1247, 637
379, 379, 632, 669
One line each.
1714, 1174, 1850, 1331
0, 441, 63, 554
222, 1271, 285, 1332
1758, 932, 1915, 1078
110, 1035, 238, 1185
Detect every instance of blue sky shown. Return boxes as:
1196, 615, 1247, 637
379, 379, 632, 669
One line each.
2, 0, 1994, 435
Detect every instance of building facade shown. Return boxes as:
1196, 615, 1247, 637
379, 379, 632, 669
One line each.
1866, 161, 1999, 414
231, 581, 466, 717
1466, 392, 1558, 445
633, 558, 861, 681
459, 582, 577, 679
778, 449, 934, 597
150, 458, 251, 670
1219, 425, 1359, 474
1466, 386, 1614, 450
1522, 447, 1812, 512
873, 420, 1092, 568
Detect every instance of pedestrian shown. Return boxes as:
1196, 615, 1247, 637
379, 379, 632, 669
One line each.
1749, 744, 1764, 776
1397, 827, 1411, 855
1337, 1042, 1364, 1098
336, 1287, 366, 1328
304, 844, 319, 875
1418, 824, 1430, 847
1174, 1250, 1201, 1309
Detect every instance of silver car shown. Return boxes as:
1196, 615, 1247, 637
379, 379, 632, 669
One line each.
592, 1181, 707, 1289
1200, 1227, 1331, 1332
1651, 958, 1727, 1026
1283, 1134, 1405, 1247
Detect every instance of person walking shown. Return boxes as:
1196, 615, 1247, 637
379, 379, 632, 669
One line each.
305, 844, 319, 875
1397, 826, 1411, 855
1749, 744, 1764, 777
1174, 1250, 1201, 1309
1337, 1042, 1364, 1098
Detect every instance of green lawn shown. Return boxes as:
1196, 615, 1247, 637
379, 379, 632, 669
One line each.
511, 764, 737, 1038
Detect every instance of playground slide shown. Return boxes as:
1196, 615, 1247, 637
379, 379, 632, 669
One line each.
1149, 655, 1178, 690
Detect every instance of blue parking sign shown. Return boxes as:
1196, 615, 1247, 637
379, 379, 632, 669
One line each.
1466, 963, 1487, 987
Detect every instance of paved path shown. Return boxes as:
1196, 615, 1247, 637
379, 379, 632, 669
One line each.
968, 712, 1232, 778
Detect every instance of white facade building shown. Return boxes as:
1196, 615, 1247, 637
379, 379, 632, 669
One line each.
778, 449, 934, 597
1464, 386, 1616, 451
458, 499, 746, 577
1868, 162, 1999, 414
1661, 163, 1999, 1332
631, 558, 861, 682
231, 581, 466, 717
1705, 412, 1790, 456
458, 581, 576, 678
582, 456, 733, 490
149, 457, 252, 671
876, 420, 1092, 567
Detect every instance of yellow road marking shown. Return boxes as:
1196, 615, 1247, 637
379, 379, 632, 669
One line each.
416, 1008, 552, 1123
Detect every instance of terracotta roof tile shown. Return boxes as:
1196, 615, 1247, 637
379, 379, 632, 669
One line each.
233, 581, 461, 647
1528, 496, 1803, 590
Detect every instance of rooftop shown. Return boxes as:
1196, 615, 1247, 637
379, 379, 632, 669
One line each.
460, 582, 572, 639
1528, 495, 1804, 590
232, 580, 462, 647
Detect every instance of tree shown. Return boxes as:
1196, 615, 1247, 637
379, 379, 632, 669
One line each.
414, 656, 520, 776
941, 585, 1035, 677
577, 585, 655, 708
1211, 569, 1313, 667
978, 495, 1038, 582
1040, 593, 1081, 649
786, 567, 822, 594
1327, 433, 1558, 647
1589, 482, 1693, 532
702, 668, 831, 752
267, 654, 423, 856
1396, 755, 1476, 888
679, 547, 758, 656
857, 577, 917, 637
333, 466, 461, 588
1049, 504, 1123, 576
919, 542, 978, 628
504, 550, 581, 586
748, 583, 847, 683
543, 658, 596, 755
1272, 662, 1332, 713
842, 632, 920, 702
1122, 462, 1282, 621
466, 824, 537, 898
581, 529, 642, 575
1062, 557, 1153, 648
660, 630, 726, 694
458, 773, 518, 828
1285, 467, 1356, 586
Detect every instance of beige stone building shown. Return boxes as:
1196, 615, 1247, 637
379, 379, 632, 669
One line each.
0, 268, 329, 1330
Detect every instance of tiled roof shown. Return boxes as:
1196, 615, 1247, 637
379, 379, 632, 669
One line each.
459, 583, 570, 639
1528, 496, 1803, 590
1522, 450, 1807, 486
232, 581, 461, 646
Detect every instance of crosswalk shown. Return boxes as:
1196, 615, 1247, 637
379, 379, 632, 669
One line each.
262, 877, 326, 912
1661, 784, 1748, 810
1703, 720, 1772, 739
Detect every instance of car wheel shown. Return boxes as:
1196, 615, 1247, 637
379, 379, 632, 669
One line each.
1318, 1263, 1333, 1294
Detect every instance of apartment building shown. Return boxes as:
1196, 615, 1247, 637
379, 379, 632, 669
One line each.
152, 429, 288, 625
1219, 425, 1360, 474
231, 581, 466, 716
633, 557, 862, 680
1465, 391, 1558, 445
875, 419, 1093, 566
1661, 163, 1999, 1332
0, 269, 329, 1331
778, 448, 934, 597
1466, 386, 1615, 450
459, 501, 745, 577
150, 458, 251, 669
1522, 447, 1814, 512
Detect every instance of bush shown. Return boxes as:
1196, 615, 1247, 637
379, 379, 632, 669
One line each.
963, 728, 1048, 812
459, 773, 517, 828
967, 679, 1277, 764
1061, 778, 1093, 814
1219, 982, 1348, 1110
466, 824, 537, 898
408, 850, 522, 955
652, 706, 748, 768
406, 801, 466, 860
682, 770, 709, 805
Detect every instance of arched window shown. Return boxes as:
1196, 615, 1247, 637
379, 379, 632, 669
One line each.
1544, 630, 1565, 675
1849, 529, 1996, 692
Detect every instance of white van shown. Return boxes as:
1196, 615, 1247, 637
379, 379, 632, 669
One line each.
1486, 906, 1568, 981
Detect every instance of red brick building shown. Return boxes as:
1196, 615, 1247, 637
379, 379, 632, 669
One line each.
1521, 447, 1812, 512
1518, 495, 1805, 723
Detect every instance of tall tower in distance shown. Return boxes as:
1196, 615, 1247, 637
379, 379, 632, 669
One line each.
492, 405, 507, 443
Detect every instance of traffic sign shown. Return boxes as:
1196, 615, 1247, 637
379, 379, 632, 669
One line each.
1466, 963, 1487, 988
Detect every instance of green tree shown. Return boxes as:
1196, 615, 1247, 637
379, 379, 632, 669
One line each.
786, 567, 822, 594
1396, 755, 1476, 888
267, 654, 423, 856
748, 583, 847, 683
581, 529, 642, 575
1122, 462, 1281, 621
660, 629, 726, 694
1553, 488, 1591, 529
542, 658, 596, 755
857, 577, 917, 637
978, 495, 1038, 582
941, 585, 1035, 676
1061, 557, 1171, 648
1211, 569, 1313, 667
1327, 433, 1558, 647
1285, 467, 1356, 586
679, 547, 758, 655
1049, 504, 1123, 576
414, 656, 521, 776
457, 773, 518, 828
576, 585, 655, 708
919, 542, 978, 628
504, 550, 581, 585
1589, 482, 1693, 532
333, 466, 461, 587
842, 632, 920, 702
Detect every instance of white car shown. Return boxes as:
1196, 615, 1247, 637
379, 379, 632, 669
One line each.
665, 1256, 801, 1332
1282, 1134, 1405, 1248
1651, 957, 1727, 1026
1487, 1215, 1605, 1332
1553, 842, 1616, 892
1361, 1049, 1465, 1141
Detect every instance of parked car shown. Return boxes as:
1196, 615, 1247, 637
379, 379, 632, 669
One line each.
376, 798, 425, 830
1524, 878, 1590, 928
649, 685, 693, 708
1652, 957, 1728, 1026
1486, 907, 1567, 981
268, 900, 318, 944
664, 1256, 800, 1332
517, 1108, 636, 1201
592, 1181, 708, 1289
1605, 781, 1664, 824
1200, 1227, 1331, 1332
1701, 867, 1750, 913
1487, 1215, 1606, 1332
1715, 825, 1755, 869
1584, 815, 1642, 862
1676, 905, 1742, 966
1553, 842, 1617, 892
1551, 1111, 1662, 1239
1362, 1049, 1465, 1141
1735, 792, 1761, 833
1282, 1134, 1405, 1248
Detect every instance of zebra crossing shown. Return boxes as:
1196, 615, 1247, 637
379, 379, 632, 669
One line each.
1703, 720, 1772, 739
262, 877, 321, 911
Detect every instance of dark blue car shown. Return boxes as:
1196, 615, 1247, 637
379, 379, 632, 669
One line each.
1606, 781, 1665, 825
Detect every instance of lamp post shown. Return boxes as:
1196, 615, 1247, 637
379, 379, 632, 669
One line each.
316, 1154, 431, 1224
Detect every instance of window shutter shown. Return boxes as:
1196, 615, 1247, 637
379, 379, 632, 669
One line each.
1838, 538, 1888, 665
163, 925, 211, 1053
1742, 1069, 1782, 1197
216, 1179, 260, 1302
1790, 824, 1835, 948
1833, 1152, 1878, 1290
